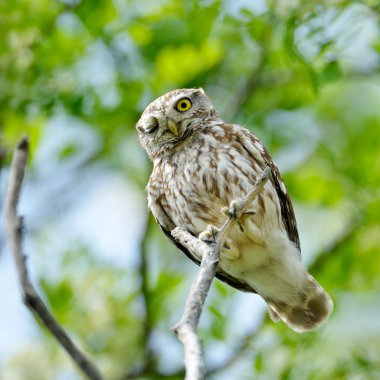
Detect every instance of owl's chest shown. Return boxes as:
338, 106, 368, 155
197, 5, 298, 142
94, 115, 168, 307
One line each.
148, 143, 256, 234
151, 151, 212, 204
155, 147, 230, 201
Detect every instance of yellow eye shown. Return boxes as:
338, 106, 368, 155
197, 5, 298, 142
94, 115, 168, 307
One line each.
176, 98, 192, 112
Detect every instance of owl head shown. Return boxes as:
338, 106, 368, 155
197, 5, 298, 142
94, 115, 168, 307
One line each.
136, 88, 221, 160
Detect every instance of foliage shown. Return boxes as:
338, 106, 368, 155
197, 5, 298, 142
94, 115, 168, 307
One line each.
1, 0, 380, 379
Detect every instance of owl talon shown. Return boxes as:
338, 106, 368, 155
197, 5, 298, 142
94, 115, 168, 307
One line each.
222, 201, 239, 220
199, 225, 220, 244
222, 201, 256, 234
222, 200, 255, 219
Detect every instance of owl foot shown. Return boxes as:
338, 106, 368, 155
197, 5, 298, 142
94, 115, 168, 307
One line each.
199, 226, 238, 258
199, 224, 219, 244
221, 200, 255, 232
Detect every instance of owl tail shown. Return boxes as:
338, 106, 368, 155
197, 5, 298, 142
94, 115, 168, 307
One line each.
266, 273, 333, 333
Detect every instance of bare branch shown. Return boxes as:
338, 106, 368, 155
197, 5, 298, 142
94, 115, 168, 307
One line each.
5, 137, 103, 380
170, 230, 215, 380
124, 213, 156, 379
171, 166, 271, 380
138, 214, 155, 367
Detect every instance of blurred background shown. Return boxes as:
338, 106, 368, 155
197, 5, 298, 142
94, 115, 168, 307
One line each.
1, 0, 380, 379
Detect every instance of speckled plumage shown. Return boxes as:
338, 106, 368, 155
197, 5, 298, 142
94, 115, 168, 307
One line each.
136, 88, 333, 332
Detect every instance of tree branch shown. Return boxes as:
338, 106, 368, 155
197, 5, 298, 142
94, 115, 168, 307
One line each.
171, 166, 271, 380
124, 213, 156, 379
5, 137, 103, 380
138, 213, 155, 367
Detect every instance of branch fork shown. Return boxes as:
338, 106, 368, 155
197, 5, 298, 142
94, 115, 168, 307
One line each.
171, 166, 271, 380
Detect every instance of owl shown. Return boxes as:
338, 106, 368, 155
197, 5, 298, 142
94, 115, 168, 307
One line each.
136, 88, 333, 332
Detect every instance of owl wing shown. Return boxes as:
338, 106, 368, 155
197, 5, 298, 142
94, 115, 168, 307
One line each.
235, 126, 301, 251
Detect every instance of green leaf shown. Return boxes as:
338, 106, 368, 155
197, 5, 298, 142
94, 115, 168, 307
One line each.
320, 60, 342, 84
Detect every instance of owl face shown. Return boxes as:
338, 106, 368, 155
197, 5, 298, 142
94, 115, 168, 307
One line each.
136, 88, 220, 159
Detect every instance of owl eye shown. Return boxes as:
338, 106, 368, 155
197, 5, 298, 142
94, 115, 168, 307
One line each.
175, 98, 192, 112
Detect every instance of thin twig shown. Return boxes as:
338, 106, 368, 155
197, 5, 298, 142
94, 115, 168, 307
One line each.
171, 166, 271, 380
5, 137, 103, 380
124, 213, 155, 379
139, 213, 155, 366
0, 143, 8, 255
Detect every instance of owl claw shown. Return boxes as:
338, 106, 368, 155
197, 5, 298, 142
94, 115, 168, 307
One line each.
222, 200, 255, 232
199, 225, 220, 244
221, 200, 241, 219
199, 226, 240, 258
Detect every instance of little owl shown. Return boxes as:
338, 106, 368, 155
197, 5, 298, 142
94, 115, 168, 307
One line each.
136, 88, 333, 332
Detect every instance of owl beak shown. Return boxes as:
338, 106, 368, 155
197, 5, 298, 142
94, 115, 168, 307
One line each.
167, 118, 180, 136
